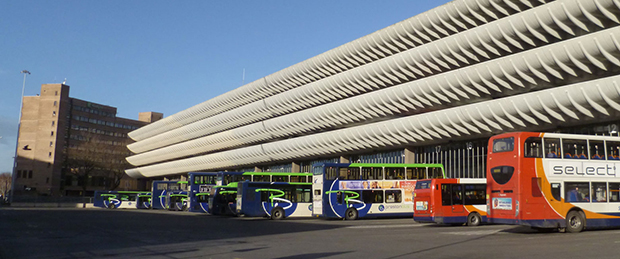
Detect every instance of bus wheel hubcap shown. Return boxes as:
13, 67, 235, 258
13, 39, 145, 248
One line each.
570, 217, 581, 228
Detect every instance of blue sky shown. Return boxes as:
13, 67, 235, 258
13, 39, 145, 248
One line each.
0, 0, 452, 173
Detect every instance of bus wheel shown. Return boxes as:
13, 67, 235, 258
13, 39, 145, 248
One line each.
344, 208, 358, 220
467, 213, 481, 226
271, 207, 285, 220
108, 203, 116, 209
566, 211, 585, 233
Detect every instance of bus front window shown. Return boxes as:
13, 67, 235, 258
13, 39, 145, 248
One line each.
493, 137, 514, 153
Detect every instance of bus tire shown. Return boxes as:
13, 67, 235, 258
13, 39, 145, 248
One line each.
344, 207, 358, 220
467, 213, 481, 226
271, 207, 285, 220
566, 211, 585, 233
108, 203, 116, 209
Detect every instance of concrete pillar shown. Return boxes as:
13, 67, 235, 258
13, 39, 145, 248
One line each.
340, 156, 350, 163
404, 148, 416, 164
292, 162, 300, 173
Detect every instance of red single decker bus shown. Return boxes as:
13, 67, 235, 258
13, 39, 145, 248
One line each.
487, 132, 620, 233
413, 178, 486, 226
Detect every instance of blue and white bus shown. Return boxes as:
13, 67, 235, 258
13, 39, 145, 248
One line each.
209, 182, 239, 216
168, 181, 189, 211
209, 171, 312, 216
136, 192, 152, 209
151, 180, 186, 210
236, 181, 313, 220
93, 191, 148, 209
188, 172, 218, 213
312, 163, 445, 220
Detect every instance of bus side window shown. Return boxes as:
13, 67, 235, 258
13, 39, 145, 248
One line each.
524, 137, 542, 158
339, 168, 348, 179
565, 182, 590, 202
428, 167, 444, 179
589, 141, 604, 160
348, 168, 361, 180
550, 183, 561, 201
543, 138, 560, 159
326, 167, 338, 180
592, 182, 607, 202
563, 139, 587, 159
607, 142, 620, 160
361, 168, 372, 180
609, 183, 620, 202
464, 184, 485, 205
386, 190, 401, 203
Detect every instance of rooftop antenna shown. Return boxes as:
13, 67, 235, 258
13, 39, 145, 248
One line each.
62, 78, 67, 84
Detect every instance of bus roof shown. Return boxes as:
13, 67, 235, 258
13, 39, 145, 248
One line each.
317, 162, 444, 168
241, 172, 312, 176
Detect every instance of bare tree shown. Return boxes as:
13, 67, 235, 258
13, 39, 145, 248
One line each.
100, 144, 132, 191
0, 172, 11, 203
64, 132, 132, 205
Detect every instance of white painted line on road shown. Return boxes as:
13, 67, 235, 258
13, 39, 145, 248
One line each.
346, 224, 428, 229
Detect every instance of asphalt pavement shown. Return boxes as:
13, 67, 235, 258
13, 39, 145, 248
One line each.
2, 208, 620, 259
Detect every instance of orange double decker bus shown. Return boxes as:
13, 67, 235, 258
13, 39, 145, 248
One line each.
413, 178, 486, 226
487, 132, 620, 233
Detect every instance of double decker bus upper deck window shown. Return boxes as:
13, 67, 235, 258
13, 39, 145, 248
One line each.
428, 167, 444, 179
524, 137, 542, 158
345, 167, 361, 180
385, 167, 405, 180
607, 142, 620, 160
562, 139, 588, 159
361, 167, 382, 180
543, 138, 561, 158
493, 137, 514, 153
325, 167, 338, 180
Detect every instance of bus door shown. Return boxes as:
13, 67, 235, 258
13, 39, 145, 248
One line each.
312, 174, 323, 216
451, 184, 464, 214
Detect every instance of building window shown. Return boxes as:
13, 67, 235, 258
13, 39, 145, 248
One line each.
51, 131, 54, 136
48, 152, 52, 157
51, 121, 55, 126
28, 170, 33, 179
52, 111, 56, 117
55, 91, 58, 96
46, 177, 49, 183
16, 170, 21, 178
47, 162, 51, 168
53, 101, 57, 106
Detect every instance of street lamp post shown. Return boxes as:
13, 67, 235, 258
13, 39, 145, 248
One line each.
10, 70, 30, 204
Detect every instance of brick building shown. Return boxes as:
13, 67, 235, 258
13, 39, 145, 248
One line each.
13, 83, 162, 197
